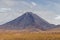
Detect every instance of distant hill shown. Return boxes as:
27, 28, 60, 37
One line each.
0, 12, 55, 31
47, 25, 60, 31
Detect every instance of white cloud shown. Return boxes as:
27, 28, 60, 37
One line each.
54, 15, 60, 20
31, 2, 37, 6
0, 8, 11, 12
20, 1, 37, 9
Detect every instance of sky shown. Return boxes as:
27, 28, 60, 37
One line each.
0, 0, 60, 25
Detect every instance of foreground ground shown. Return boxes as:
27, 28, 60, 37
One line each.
0, 30, 60, 40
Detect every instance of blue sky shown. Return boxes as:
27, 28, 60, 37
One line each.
0, 0, 60, 25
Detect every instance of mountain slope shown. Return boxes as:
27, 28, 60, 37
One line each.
0, 12, 55, 30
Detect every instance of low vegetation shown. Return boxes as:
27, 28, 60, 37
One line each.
0, 31, 60, 40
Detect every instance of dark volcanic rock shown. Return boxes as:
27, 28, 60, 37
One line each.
0, 12, 55, 30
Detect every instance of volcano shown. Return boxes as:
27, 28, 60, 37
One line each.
0, 12, 55, 30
